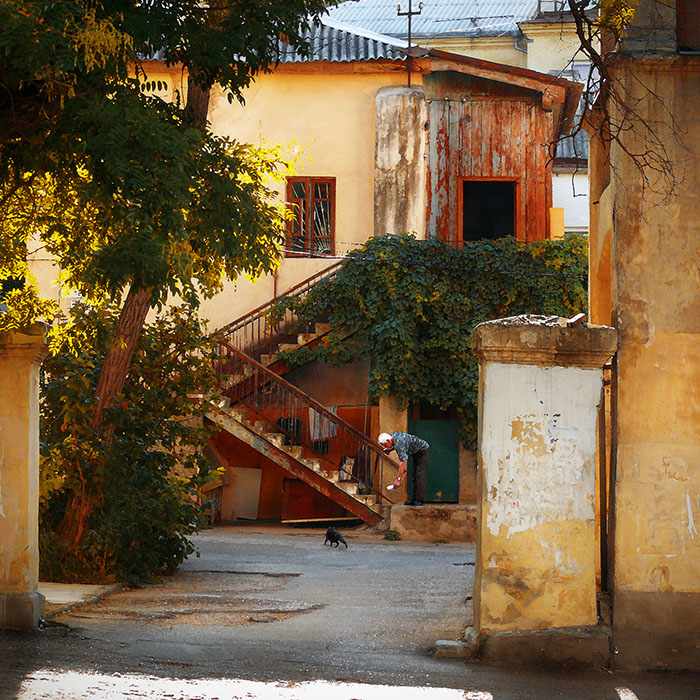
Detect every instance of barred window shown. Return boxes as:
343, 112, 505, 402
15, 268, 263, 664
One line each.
286, 177, 335, 257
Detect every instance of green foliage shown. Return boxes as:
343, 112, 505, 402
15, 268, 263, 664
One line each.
273, 234, 588, 448
384, 528, 402, 541
40, 304, 221, 586
0, 0, 335, 320
0, 285, 58, 335
598, 0, 639, 38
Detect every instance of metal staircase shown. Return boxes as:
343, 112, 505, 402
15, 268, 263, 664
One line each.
217, 262, 342, 364
210, 264, 399, 525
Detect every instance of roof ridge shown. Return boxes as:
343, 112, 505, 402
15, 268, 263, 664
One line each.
319, 16, 411, 50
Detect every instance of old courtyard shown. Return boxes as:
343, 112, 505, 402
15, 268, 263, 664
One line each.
2, 525, 699, 699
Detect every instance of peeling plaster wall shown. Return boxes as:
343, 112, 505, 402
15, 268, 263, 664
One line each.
0, 327, 47, 629
476, 363, 602, 632
373, 86, 428, 239
605, 46, 700, 668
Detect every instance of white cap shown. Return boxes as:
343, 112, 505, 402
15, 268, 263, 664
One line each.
378, 432, 392, 445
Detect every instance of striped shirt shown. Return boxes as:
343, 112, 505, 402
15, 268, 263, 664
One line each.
390, 431, 429, 461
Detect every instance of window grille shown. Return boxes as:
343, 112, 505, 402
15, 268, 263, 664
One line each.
286, 177, 336, 257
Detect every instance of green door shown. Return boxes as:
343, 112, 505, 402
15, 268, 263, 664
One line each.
406, 418, 460, 503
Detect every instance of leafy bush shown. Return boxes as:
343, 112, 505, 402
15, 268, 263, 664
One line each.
273, 233, 588, 447
40, 304, 220, 586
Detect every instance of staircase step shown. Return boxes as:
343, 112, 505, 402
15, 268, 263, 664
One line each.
322, 470, 340, 483
297, 333, 319, 345
277, 343, 300, 353
262, 432, 285, 447
354, 494, 378, 507
339, 482, 359, 496
302, 458, 322, 472
222, 372, 248, 388
253, 420, 267, 433
282, 445, 304, 459
226, 408, 248, 422
314, 322, 331, 335
259, 353, 278, 366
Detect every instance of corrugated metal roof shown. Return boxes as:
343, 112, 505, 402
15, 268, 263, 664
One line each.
554, 126, 589, 160
548, 68, 590, 161
277, 17, 409, 63
326, 0, 540, 39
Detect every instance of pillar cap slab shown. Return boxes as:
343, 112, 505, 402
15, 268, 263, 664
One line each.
0, 322, 50, 363
472, 315, 617, 369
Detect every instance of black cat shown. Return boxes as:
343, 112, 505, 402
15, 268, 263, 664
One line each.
324, 526, 348, 548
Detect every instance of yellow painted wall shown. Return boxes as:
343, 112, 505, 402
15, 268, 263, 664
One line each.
609, 58, 700, 592
208, 69, 409, 251
586, 3, 700, 662
523, 23, 585, 74
148, 65, 414, 329
201, 68, 412, 329
0, 325, 48, 629
26, 64, 415, 331
422, 36, 525, 67
472, 323, 616, 633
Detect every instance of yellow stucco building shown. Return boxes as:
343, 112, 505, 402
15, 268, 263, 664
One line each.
588, 0, 700, 671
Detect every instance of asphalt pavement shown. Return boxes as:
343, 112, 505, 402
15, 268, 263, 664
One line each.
2, 524, 699, 699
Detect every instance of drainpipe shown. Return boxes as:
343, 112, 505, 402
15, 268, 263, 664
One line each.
514, 31, 533, 54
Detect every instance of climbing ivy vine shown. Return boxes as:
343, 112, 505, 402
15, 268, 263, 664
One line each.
273, 234, 588, 447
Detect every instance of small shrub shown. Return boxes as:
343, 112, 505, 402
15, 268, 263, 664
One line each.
40, 303, 220, 586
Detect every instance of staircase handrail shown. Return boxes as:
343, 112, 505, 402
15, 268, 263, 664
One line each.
215, 339, 398, 507
213, 261, 343, 353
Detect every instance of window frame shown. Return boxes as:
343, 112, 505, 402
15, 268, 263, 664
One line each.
458, 176, 521, 245
285, 176, 336, 258
678, 0, 700, 53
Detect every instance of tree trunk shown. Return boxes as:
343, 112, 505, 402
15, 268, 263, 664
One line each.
90, 285, 153, 431
186, 74, 210, 129
57, 285, 153, 547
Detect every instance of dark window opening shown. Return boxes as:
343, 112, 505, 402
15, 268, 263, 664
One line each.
678, 0, 700, 52
462, 180, 516, 242
286, 177, 335, 257
410, 401, 459, 421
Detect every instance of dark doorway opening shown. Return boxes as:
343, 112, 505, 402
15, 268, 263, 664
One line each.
462, 180, 516, 242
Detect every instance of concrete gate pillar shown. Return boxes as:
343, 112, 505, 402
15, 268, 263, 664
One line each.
0, 323, 49, 629
373, 86, 428, 239
471, 316, 616, 634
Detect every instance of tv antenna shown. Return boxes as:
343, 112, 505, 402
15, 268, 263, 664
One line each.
397, 0, 424, 86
